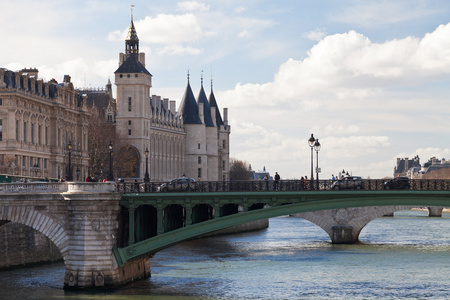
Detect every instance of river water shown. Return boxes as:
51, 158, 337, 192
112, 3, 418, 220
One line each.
1, 210, 450, 299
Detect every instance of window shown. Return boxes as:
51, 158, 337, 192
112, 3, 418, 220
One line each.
23, 121, 27, 143
31, 123, 34, 144
120, 74, 123, 78
127, 74, 130, 78
198, 143, 201, 149
22, 156, 26, 167
38, 125, 41, 145
0, 98, 2, 105
128, 120, 131, 125
107, 114, 112, 122
135, 74, 138, 78
223, 160, 225, 171
198, 168, 202, 179
198, 156, 201, 164
223, 140, 226, 148
45, 127, 48, 145
128, 129, 131, 135
16, 120, 19, 141
44, 158, 47, 169
128, 97, 132, 112
58, 128, 60, 146
0, 119, 2, 141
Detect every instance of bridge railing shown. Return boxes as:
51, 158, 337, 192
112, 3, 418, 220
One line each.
117, 178, 450, 193
0, 182, 67, 193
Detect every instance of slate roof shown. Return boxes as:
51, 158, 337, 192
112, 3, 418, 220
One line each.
177, 81, 202, 124
126, 20, 139, 42
208, 87, 224, 127
114, 54, 151, 75
197, 84, 215, 127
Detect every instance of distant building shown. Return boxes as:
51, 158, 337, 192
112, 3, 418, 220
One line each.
394, 155, 450, 178
251, 166, 272, 180
0, 68, 90, 180
394, 156, 421, 178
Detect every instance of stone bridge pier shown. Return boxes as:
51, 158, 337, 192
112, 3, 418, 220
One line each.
295, 206, 420, 243
61, 183, 151, 289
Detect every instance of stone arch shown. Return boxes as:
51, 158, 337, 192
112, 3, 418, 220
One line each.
295, 205, 417, 243
0, 205, 70, 260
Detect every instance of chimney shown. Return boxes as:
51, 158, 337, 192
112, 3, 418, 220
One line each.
170, 100, 176, 114
223, 108, 228, 126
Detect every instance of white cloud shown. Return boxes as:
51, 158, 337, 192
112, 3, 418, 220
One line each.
177, 1, 210, 12
331, 1, 440, 27
222, 23, 450, 179
108, 13, 203, 45
304, 28, 327, 41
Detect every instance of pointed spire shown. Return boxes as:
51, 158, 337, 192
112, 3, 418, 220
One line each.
198, 77, 214, 127
125, 5, 139, 55
177, 79, 201, 125
208, 76, 224, 127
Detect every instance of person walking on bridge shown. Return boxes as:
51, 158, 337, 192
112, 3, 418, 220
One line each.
274, 172, 280, 190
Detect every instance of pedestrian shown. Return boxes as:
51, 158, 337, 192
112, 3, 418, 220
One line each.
300, 176, 305, 190
274, 172, 280, 190
264, 174, 269, 191
331, 174, 336, 182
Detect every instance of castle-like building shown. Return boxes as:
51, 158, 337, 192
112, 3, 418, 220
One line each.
0, 16, 230, 182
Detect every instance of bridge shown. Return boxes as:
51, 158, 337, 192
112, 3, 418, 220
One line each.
0, 179, 449, 289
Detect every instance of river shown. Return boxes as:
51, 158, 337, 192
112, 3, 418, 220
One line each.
1, 210, 450, 299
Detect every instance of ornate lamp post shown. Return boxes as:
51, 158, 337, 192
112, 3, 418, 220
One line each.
106, 141, 114, 181
308, 134, 315, 190
314, 139, 321, 190
144, 147, 150, 183
66, 141, 73, 181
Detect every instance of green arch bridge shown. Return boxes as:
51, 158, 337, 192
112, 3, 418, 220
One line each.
113, 179, 450, 267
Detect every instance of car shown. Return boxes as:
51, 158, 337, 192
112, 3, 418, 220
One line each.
384, 176, 410, 190
331, 176, 363, 190
157, 177, 197, 192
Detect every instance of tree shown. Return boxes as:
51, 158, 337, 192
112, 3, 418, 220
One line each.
420, 168, 450, 179
87, 106, 126, 180
0, 155, 18, 175
229, 158, 253, 180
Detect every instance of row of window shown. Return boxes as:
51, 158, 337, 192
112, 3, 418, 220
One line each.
16, 120, 48, 145
18, 155, 48, 169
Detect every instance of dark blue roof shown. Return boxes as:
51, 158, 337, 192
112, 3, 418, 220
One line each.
114, 54, 151, 75
3, 71, 16, 88
178, 81, 202, 124
208, 88, 224, 127
197, 85, 214, 127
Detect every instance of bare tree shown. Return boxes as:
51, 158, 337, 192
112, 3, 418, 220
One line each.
87, 106, 125, 180
0, 155, 17, 175
229, 158, 253, 180
421, 168, 450, 179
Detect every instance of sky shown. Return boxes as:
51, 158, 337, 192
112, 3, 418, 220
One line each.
3, 0, 450, 179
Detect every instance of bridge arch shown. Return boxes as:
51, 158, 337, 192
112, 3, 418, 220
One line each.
0, 205, 70, 259
295, 205, 417, 243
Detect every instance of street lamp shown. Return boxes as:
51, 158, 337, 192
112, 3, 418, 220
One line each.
144, 147, 150, 183
107, 141, 114, 181
66, 141, 73, 181
308, 134, 315, 190
314, 139, 321, 190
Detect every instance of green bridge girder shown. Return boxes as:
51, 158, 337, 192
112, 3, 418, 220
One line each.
113, 190, 450, 267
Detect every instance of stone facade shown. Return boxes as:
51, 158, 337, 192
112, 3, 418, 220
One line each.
112, 17, 231, 181
0, 69, 90, 180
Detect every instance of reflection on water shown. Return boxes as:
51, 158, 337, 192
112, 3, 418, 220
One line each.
1, 210, 450, 299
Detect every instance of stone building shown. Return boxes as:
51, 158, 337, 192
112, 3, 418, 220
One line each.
0, 68, 90, 180
0, 15, 230, 182
112, 16, 230, 181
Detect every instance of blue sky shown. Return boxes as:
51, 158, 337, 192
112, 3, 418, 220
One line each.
3, 0, 450, 179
